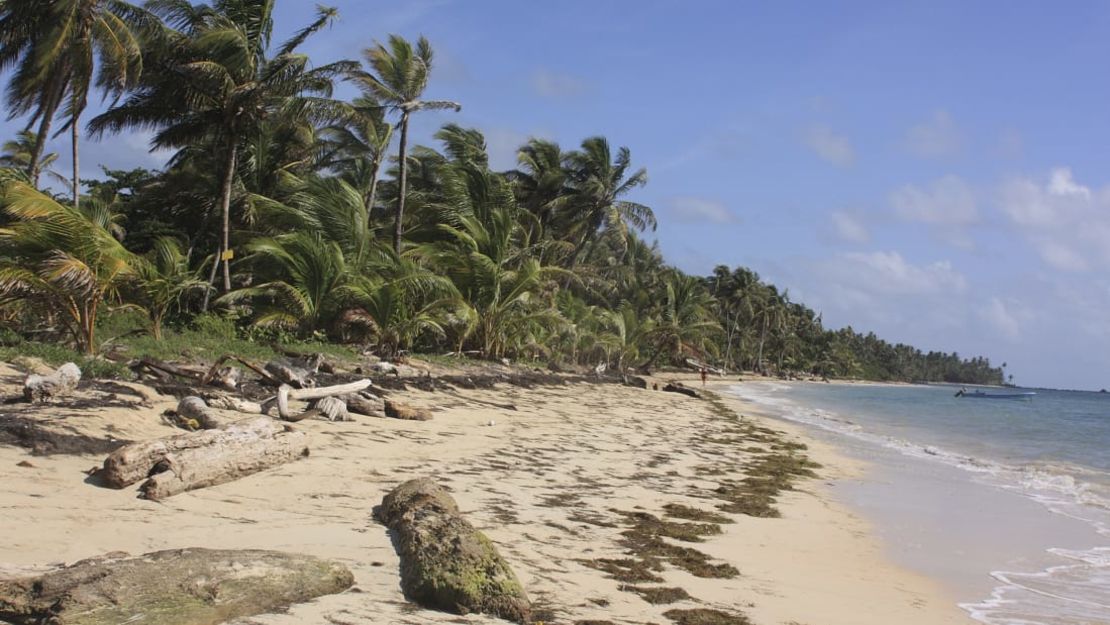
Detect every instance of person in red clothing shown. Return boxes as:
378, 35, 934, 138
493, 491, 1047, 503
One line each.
700, 367, 708, 387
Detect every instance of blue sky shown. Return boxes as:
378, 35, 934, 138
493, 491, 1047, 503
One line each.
9, 0, 1110, 390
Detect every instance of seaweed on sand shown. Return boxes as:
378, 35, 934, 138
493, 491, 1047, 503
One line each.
664, 608, 752, 625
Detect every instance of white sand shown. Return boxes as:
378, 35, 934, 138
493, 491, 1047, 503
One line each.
0, 363, 973, 624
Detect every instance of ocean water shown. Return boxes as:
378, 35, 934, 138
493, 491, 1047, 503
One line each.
730, 382, 1110, 625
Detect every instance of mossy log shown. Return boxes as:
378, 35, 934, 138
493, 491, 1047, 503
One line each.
378, 478, 531, 623
22, 362, 81, 402
140, 429, 308, 501
0, 548, 353, 625
100, 417, 287, 488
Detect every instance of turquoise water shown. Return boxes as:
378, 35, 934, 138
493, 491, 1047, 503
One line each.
732, 382, 1110, 625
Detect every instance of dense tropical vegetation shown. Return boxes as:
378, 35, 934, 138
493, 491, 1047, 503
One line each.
0, 0, 1003, 385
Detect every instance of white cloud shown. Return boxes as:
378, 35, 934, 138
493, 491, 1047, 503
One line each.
804, 125, 855, 167
997, 167, 1110, 272
668, 197, 739, 224
829, 210, 870, 243
531, 69, 587, 98
891, 175, 977, 225
905, 110, 962, 158
890, 175, 978, 248
795, 250, 969, 333
978, 297, 1022, 341
831, 251, 967, 295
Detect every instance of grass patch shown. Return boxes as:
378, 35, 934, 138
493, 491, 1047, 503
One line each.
662, 504, 733, 525
0, 341, 131, 380
626, 586, 692, 605
664, 608, 752, 625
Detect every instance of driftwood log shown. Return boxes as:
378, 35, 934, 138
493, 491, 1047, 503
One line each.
621, 374, 649, 389
205, 393, 264, 414
265, 360, 315, 389
100, 417, 287, 488
140, 429, 308, 500
0, 548, 353, 625
378, 478, 531, 623
22, 363, 81, 402
265, 379, 372, 421
175, 396, 233, 430
663, 382, 701, 398
201, 354, 282, 388
343, 392, 385, 417
384, 399, 432, 421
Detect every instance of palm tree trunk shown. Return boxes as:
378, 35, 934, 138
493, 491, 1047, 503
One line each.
365, 161, 380, 221
219, 144, 238, 292
71, 112, 80, 209
393, 112, 409, 255
26, 76, 66, 186
757, 315, 768, 373
201, 244, 220, 312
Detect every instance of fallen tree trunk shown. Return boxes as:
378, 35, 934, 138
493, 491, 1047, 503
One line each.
0, 548, 353, 625
378, 478, 531, 623
100, 417, 286, 488
140, 430, 308, 501
22, 363, 81, 402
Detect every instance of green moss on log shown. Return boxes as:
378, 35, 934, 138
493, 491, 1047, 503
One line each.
378, 478, 532, 623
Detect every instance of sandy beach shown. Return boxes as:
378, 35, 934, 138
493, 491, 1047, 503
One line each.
0, 363, 973, 625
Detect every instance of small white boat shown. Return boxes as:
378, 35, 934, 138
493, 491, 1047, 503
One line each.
955, 389, 1036, 400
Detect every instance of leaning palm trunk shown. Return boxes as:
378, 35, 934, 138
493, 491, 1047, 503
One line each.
27, 77, 66, 186
219, 144, 238, 292
393, 111, 409, 254
365, 164, 380, 220
71, 107, 80, 209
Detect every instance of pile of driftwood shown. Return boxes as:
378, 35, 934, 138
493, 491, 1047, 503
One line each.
130, 350, 433, 425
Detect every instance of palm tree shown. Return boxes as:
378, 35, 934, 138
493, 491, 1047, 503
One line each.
0, 0, 68, 186
562, 137, 656, 265
218, 231, 349, 334
318, 95, 393, 217
641, 273, 720, 369
353, 34, 460, 254
0, 180, 137, 353
0, 0, 146, 201
416, 157, 568, 358
132, 236, 208, 339
90, 1, 352, 296
0, 130, 59, 173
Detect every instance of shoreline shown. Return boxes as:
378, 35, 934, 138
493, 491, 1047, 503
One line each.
705, 378, 975, 625
0, 363, 974, 624
729, 377, 1110, 625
